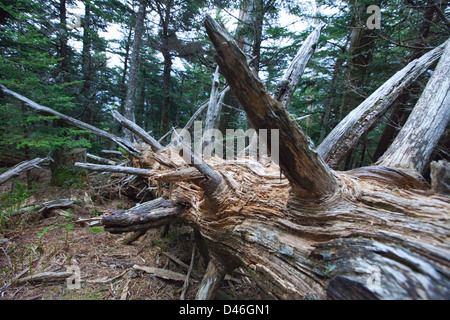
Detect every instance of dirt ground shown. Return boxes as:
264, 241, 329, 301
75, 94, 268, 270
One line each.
0, 170, 263, 300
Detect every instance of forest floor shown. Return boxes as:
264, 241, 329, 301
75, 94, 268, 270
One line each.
0, 168, 263, 300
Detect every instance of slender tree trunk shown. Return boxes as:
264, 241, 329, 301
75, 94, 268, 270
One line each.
58, 0, 69, 83
80, 0, 93, 124
159, 1, 173, 136
372, 100, 409, 161
160, 49, 172, 135
123, 0, 146, 142
120, 26, 133, 112
339, 2, 378, 119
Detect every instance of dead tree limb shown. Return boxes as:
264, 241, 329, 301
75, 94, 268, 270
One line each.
195, 260, 226, 300
318, 40, 448, 169
0, 85, 140, 157
102, 197, 185, 233
180, 246, 196, 300
179, 86, 230, 138
203, 66, 230, 147
376, 40, 450, 173
74, 162, 153, 176
112, 110, 163, 151
0, 157, 50, 186
101, 150, 123, 157
16, 271, 73, 285
205, 16, 337, 199
133, 264, 188, 282
86, 153, 116, 165
273, 24, 323, 108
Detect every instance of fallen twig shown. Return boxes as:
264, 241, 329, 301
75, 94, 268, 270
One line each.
180, 246, 196, 300
133, 264, 189, 283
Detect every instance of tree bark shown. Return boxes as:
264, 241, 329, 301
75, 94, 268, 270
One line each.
318, 40, 448, 169
80, 0, 93, 125
102, 197, 185, 233
26, 17, 450, 301
273, 24, 323, 109
205, 16, 337, 199
339, 2, 378, 119
74, 162, 153, 176
376, 40, 450, 173
0, 157, 50, 186
123, 0, 146, 141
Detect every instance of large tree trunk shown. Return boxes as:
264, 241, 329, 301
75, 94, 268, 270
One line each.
4, 18, 449, 300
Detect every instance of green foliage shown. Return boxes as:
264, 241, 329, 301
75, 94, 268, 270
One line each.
1, 0, 448, 174
0, 178, 34, 228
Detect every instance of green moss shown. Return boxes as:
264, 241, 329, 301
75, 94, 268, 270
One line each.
89, 226, 103, 234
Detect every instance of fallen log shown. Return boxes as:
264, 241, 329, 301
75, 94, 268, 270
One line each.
102, 197, 186, 233
8, 17, 449, 301
7, 199, 74, 220
133, 264, 188, 282
101, 150, 123, 156
74, 162, 153, 176
86, 153, 116, 165
16, 271, 73, 285
0, 157, 50, 186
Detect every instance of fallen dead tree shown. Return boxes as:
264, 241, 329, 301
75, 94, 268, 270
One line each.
1, 18, 449, 300
0, 157, 50, 186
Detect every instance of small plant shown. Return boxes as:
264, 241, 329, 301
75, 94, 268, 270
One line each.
89, 226, 103, 234
0, 179, 35, 227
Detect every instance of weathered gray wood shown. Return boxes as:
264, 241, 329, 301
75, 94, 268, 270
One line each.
180, 246, 196, 300
0, 157, 50, 186
430, 160, 450, 195
112, 110, 163, 151
102, 197, 185, 233
195, 260, 226, 300
171, 128, 225, 198
204, 66, 221, 134
74, 162, 153, 176
100, 150, 123, 156
133, 264, 187, 282
86, 153, 116, 165
273, 24, 323, 108
8, 199, 74, 218
16, 271, 73, 284
204, 67, 230, 147
0, 84, 140, 157
205, 16, 337, 199
318, 39, 449, 169
376, 40, 450, 173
